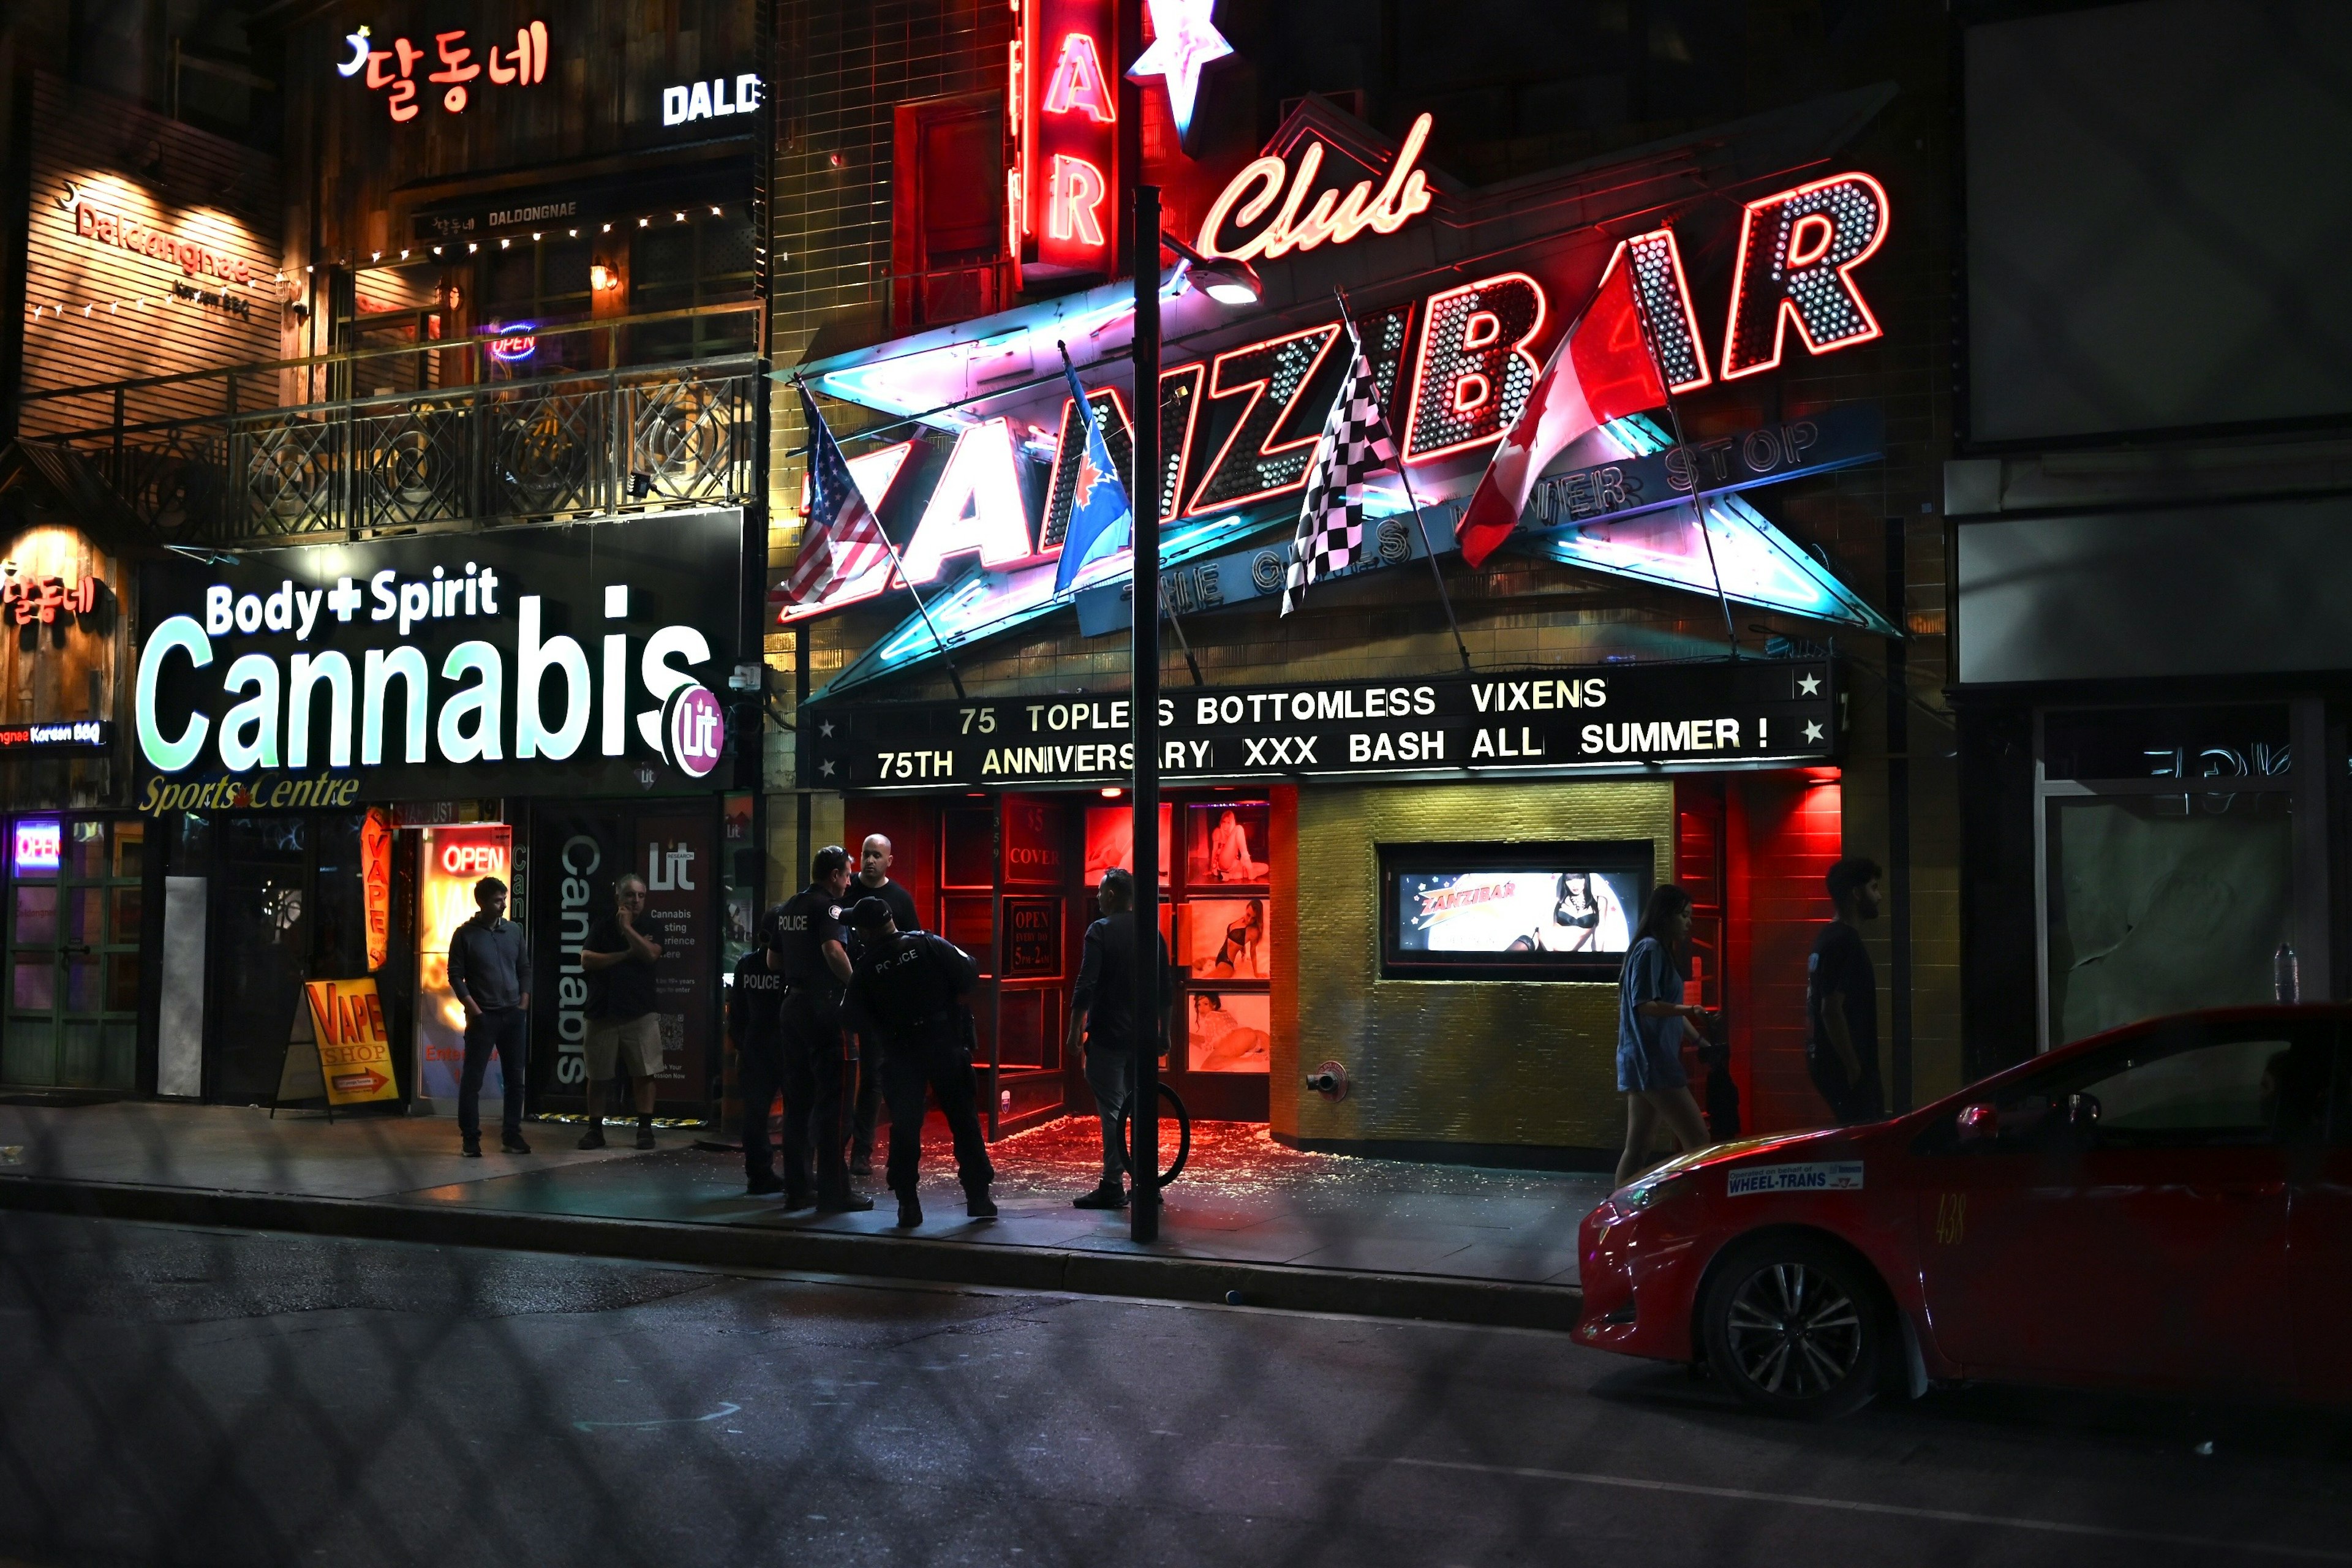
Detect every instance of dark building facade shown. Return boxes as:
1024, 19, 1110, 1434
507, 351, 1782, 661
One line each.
1950, 0, 2352, 1072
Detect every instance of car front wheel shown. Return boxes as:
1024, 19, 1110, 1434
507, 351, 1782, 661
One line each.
1699, 1234, 1885, 1419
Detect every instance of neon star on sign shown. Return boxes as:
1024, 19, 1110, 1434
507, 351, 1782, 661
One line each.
1126, 0, 1234, 138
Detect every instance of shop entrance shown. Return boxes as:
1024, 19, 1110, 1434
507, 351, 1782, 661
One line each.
845, 788, 1276, 1136
173, 811, 394, 1104
3, 816, 143, 1090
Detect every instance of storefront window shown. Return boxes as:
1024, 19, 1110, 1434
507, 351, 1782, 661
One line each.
4, 818, 143, 1090
628, 213, 755, 361
2045, 794, 2293, 1046
2041, 705, 2299, 1047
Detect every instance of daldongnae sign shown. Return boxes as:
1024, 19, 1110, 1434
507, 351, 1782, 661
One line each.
134, 511, 742, 802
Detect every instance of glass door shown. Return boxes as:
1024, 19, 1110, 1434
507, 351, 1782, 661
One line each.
4, 816, 143, 1090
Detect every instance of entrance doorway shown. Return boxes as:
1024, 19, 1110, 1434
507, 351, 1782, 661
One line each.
2, 816, 143, 1090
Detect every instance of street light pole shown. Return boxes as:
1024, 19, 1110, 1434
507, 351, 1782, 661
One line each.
1129, 184, 1162, 1243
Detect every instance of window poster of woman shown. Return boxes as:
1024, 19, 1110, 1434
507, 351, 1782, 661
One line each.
1187, 991, 1271, 1072
1186, 802, 1270, 884
1185, 897, 1269, 979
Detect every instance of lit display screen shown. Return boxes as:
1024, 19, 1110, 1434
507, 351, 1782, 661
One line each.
1381, 844, 1650, 979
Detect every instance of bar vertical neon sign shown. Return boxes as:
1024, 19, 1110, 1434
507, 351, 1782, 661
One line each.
1025, 0, 1120, 279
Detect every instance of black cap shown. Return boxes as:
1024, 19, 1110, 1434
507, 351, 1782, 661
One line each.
848, 897, 897, 930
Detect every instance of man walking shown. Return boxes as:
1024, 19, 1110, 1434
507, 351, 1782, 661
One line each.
845, 898, 994, 1229
768, 845, 872, 1213
728, 915, 799, 1202
579, 873, 671, 1150
447, 875, 530, 1158
845, 833, 921, 1176
1807, 856, 1885, 1126
1063, 869, 1170, 1210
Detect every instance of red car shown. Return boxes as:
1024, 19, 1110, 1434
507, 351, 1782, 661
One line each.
1577, 1004, 2352, 1417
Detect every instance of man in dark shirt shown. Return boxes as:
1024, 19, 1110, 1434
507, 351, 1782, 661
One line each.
845, 833, 921, 1177
727, 918, 799, 1202
766, 845, 871, 1213
1807, 856, 1885, 1125
446, 876, 531, 1157
1063, 869, 1172, 1210
578, 873, 673, 1150
845, 897, 993, 1229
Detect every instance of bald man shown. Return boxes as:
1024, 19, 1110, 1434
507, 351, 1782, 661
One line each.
846, 834, 922, 1175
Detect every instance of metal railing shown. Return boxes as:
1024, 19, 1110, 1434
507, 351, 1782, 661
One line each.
17, 302, 765, 548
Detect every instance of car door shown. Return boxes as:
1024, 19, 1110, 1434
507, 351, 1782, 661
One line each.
1915, 1017, 2320, 1395
2288, 1025, 2352, 1400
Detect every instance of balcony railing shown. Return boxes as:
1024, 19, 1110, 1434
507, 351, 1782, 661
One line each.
15, 303, 765, 548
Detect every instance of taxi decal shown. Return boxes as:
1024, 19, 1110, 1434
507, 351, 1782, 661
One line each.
1725, 1160, 1863, 1196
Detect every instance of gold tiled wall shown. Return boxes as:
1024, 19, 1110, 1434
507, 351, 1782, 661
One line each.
1275, 780, 1672, 1153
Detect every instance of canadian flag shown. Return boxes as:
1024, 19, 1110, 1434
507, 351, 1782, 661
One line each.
1455, 250, 1667, 570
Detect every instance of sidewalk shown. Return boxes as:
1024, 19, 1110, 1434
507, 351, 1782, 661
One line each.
0, 1102, 1607, 1329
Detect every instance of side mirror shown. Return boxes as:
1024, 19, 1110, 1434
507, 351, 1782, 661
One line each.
1956, 1101, 1998, 1145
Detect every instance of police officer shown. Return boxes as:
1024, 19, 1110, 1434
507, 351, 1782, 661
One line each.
1063, 868, 1172, 1210
764, 845, 872, 1213
727, 915, 799, 1203
844, 897, 995, 1229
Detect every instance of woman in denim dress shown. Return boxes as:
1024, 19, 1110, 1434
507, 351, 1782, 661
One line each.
1613, 883, 1714, 1187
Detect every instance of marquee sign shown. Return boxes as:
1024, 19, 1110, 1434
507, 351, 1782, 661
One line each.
804, 659, 1837, 790
134, 511, 741, 802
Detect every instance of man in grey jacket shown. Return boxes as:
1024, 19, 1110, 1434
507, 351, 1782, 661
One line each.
447, 876, 532, 1157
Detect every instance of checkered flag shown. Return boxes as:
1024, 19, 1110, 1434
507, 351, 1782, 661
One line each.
1282, 327, 1397, 616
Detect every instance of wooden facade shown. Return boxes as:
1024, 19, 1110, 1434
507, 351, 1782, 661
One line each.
15, 72, 283, 438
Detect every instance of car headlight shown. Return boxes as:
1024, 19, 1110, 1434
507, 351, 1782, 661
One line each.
1616, 1170, 1698, 1213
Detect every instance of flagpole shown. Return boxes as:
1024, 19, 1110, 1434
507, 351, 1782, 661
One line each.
1335, 287, 1471, 675
1055, 340, 1204, 687
793, 374, 967, 699
1623, 290, 1739, 661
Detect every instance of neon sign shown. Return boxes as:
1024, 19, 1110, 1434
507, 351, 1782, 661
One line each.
1125, 0, 1233, 142
1197, 112, 1434, 263
791, 102, 1900, 669
484, 324, 538, 363
342, 20, 549, 121
1720, 173, 1888, 381
1041, 32, 1117, 121
1022, 0, 1118, 278
12, 820, 61, 875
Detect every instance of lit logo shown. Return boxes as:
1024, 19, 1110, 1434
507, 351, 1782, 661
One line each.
12, 820, 61, 875
663, 684, 725, 778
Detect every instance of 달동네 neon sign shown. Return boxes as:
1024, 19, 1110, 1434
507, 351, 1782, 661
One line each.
338, 21, 549, 121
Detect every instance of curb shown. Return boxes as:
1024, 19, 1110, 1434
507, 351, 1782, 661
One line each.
0, 1174, 1583, 1332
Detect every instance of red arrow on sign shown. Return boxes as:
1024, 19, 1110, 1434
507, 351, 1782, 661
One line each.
333, 1070, 388, 1095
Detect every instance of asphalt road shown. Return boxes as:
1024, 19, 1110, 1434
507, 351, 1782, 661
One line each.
2, 1215, 2348, 1568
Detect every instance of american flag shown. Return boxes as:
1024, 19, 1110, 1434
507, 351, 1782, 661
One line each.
777, 382, 889, 610
1281, 323, 1398, 617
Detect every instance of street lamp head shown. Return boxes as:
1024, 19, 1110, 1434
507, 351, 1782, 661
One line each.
1161, 230, 1262, 306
